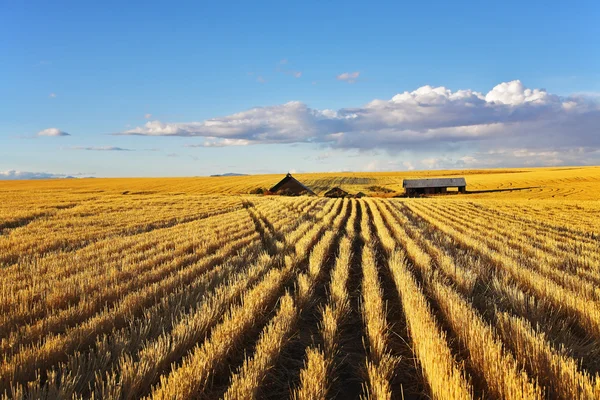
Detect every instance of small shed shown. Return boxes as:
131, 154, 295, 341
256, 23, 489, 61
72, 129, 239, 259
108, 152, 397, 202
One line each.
403, 177, 466, 196
269, 173, 316, 196
324, 187, 349, 198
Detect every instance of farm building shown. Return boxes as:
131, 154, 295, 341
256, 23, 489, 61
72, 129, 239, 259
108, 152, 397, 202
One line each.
324, 187, 349, 198
269, 173, 316, 196
403, 177, 466, 196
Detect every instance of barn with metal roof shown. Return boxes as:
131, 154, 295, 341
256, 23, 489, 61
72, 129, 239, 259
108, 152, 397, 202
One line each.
403, 177, 466, 196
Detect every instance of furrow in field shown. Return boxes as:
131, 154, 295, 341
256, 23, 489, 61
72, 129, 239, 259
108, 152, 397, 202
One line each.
465, 201, 600, 241
398, 201, 600, 384
376, 200, 543, 399
6, 250, 250, 400
0, 199, 321, 341
496, 310, 600, 399
0, 199, 244, 289
0, 229, 263, 392
0, 202, 245, 304
455, 201, 599, 246
438, 202, 600, 283
368, 199, 473, 399
364, 199, 426, 397
429, 279, 543, 399
357, 201, 399, 400
248, 199, 351, 400
387, 250, 473, 400
0, 214, 258, 352
414, 201, 600, 303
449, 201, 600, 255
406, 201, 600, 343
148, 198, 343, 399
292, 201, 357, 400
0, 199, 244, 267
222, 199, 349, 400
445, 202, 600, 284
378, 200, 477, 294
0, 208, 68, 235
48, 199, 323, 399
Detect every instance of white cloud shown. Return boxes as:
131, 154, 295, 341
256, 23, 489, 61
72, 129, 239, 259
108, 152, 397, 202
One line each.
119, 80, 600, 166
0, 170, 66, 180
185, 138, 250, 148
70, 146, 133, 151
257, 76, 266, 84
337, 71, 360, 83
484, 80, 553, 105
49, 93, 57, 98
144, 113, 152, 119
421, 157, 442, 169
512, 149, 559, 158
459, 155, 478, 165
293, 71, 302, 78
38, 128, 70, 137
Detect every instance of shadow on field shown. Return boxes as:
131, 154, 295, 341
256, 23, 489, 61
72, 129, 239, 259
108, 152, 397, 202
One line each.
465, 186, 540, 194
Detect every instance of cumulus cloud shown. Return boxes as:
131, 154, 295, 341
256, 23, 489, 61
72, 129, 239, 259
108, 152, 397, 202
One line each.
484, 80, 552, 105
38, 128, 70, 137
337, 72, 360, 83
119, 80, 600, 165
70, 146, 133, 151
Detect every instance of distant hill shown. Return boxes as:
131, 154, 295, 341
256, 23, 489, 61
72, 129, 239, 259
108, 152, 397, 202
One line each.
210, 173, 249, 177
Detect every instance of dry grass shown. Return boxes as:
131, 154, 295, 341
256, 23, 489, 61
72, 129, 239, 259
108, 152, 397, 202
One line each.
387, 250, 473, 400
1, 168, 599, 399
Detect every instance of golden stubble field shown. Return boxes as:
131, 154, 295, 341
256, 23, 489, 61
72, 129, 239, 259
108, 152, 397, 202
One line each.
0, 166, 599, 399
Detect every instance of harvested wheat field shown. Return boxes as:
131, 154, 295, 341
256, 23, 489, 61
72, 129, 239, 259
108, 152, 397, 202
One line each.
1, 167, 600, 399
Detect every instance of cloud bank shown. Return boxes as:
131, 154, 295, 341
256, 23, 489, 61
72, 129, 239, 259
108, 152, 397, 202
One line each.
0, 170, 67, 180
121, 80, 600, 166
38, 128, 70, 137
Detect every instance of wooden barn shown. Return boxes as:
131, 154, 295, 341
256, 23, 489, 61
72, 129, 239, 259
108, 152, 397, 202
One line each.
269, 173, 316, 196
403, 177, 466, 196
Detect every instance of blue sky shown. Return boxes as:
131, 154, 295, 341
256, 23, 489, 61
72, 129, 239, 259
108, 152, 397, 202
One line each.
1, 0, 599, 178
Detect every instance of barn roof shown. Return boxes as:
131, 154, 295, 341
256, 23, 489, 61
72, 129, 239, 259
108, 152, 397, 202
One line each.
324, 187, 349, 198
403, 177, 466, 188
270, 173, 316, 195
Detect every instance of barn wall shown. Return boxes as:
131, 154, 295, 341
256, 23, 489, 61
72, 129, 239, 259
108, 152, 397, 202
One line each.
405, 186, 463, 196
